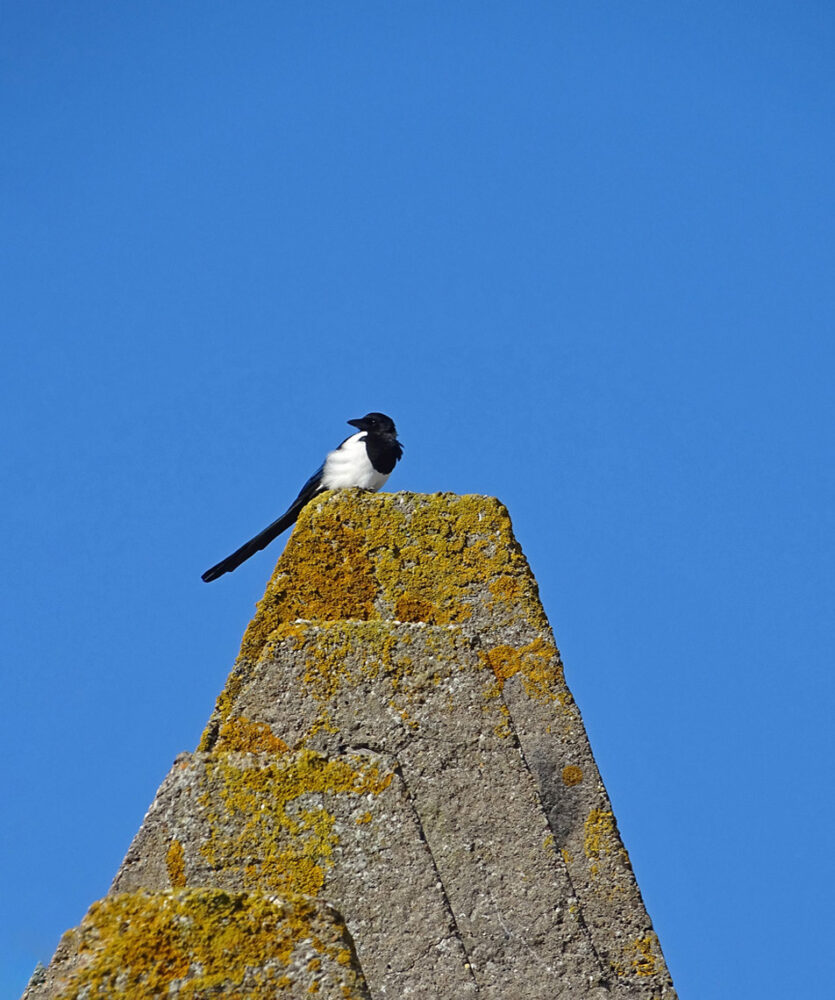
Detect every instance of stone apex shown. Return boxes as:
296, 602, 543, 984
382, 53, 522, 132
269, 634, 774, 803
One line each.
233, 490, 551, 676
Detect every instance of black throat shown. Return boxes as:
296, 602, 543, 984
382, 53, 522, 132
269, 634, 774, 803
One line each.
363, 432, 403, 475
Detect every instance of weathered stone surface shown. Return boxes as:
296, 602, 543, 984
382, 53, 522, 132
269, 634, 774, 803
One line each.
210, 493, 551, 697
204, 621, 611, 999
27, 492, 676, 999
196, 491, 675, 997
113, 749, 477, 998
22, 889, 370, 1000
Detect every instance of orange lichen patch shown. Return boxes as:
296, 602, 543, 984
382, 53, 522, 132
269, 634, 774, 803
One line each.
393, 594, 437, 622
584, 808, 617, 859
482, 637, 564, 703
198, 751, 393, 897
52, 889, 368, 1000
165, 839, 186, 889
561, 765, 584, 787
214, 717, 289, 754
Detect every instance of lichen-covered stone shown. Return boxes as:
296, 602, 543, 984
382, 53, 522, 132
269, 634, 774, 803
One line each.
28, 492, 676, 1000
196, 491, 675, 998
22, 889, 370, 1000
113, 749, 477, 998
225, 491, 550, 677
202, 621, 612, 999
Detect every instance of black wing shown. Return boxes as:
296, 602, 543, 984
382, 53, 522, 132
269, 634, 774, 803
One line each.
201, 466, 324, 582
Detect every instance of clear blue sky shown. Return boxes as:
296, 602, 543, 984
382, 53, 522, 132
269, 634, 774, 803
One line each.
2, 3, 833, 996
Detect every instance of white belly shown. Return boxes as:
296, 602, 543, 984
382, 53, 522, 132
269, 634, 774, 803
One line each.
320, 432, 390, 491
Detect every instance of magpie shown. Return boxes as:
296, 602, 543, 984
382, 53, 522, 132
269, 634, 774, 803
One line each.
201, 412, 403, 582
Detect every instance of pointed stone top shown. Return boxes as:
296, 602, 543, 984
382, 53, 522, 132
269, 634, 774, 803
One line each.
236, 490, 550, 670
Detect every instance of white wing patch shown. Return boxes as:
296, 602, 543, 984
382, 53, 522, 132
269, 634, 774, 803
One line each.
320, 432, 390, 491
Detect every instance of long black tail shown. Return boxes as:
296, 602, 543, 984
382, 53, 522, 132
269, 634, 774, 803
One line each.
201, 496, 313, 582
201, 511, 294, 582
202, 467, 326, 583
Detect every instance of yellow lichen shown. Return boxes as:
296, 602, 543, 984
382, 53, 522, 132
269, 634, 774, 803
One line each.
239, 513, 378, 664
492, 701, 514, 739
233, 492, 548, 673
199, 494, 558, 753
288, 620, 520, 747
198, 751, 393, 897
628, 934, 659, 977
221, 621, 489, 751
208, 615, 553, 763
294, 621, 399, 705
52, 889, 367, 1000
488, 573, 524, 607
584, 808, 617, 858
165, 839, 186, 889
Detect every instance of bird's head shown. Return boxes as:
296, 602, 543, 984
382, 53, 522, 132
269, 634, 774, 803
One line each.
348, 412, 397, 436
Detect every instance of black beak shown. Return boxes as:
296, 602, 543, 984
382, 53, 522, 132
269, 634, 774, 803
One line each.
347, 417, 365, 430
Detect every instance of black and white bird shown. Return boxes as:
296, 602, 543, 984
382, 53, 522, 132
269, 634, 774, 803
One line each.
201, 412, 403, 582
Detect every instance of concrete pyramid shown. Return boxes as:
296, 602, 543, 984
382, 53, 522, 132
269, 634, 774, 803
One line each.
25, 492, 676, 999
